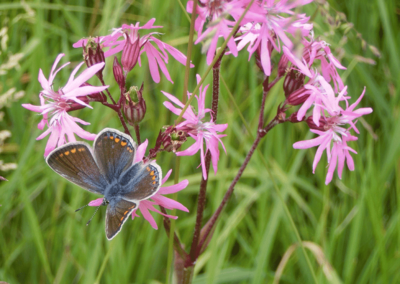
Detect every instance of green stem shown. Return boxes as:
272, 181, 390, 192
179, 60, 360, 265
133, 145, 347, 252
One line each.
176, 0, 191, 22
181, 0, 198, 103
165, 156, 181, 284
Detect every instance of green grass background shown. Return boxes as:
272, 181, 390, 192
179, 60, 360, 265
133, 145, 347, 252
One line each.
0, 0, 399, 283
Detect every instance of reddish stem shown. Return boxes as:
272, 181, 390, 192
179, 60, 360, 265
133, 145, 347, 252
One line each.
134, 124, 141, 144
188, 56, 222, 263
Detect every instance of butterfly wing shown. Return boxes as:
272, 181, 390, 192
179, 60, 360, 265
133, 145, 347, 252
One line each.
105, 198, 137, 240
46, 142, 108, 194
119, 162, 162, 201
93, 128, 136, 182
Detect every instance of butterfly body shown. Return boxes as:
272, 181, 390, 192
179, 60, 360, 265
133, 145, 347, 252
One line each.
46, 128, 162, 240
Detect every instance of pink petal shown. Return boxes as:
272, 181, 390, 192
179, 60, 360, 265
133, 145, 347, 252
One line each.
63, 63, 105, 93
22, 103, 42, 113
139, 202, 158, 229
161, 91, 185, 108
134, 139, 148, 163
159, 179, 189, 194
152, 195, 189, 212
161, 169, 172, 185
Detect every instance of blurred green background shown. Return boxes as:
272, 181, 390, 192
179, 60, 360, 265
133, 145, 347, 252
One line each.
0, 0, 399, 283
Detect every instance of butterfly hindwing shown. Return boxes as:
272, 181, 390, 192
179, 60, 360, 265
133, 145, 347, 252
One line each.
120, 162, 162, 201
46, 142, 107, 194
105, 198, 137, 240
93, 128, 136, 182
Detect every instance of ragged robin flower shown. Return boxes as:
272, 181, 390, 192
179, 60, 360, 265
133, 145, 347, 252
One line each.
162, 75, 227, 180
73, 19, 192, 83
22, 54, 108, 156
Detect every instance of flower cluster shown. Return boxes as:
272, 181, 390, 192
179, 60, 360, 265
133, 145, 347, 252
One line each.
188, 0, 313, 74
73, 19, 191, 84
187, 0, 372, 183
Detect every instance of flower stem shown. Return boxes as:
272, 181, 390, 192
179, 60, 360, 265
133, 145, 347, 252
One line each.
117, 109, 132, 137
166, 156, 182, 284
134, 124, 141, 144
181, 0, 198, 103
176, 0, 255, 123
220, 75, 318, 284
100, 77, 117, 105
197, 134, 261, 251
188, 57, 221, 263
166, 2, 198, 282
160, 206, 187, 260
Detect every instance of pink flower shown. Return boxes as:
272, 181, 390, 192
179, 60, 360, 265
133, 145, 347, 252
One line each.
73, 19, 192, 83
22, 54, 108, 156
187, 0, 263, 65
162, 75, 227, 180
236, 0, 313, 75
89, 140, 189, 230
293, 87, 373, 184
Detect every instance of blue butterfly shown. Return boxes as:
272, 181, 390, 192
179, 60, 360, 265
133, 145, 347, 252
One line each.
46, 128, 162, 240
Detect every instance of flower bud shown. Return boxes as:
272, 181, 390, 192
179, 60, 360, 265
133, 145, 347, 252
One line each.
121, 33, 141, 73
286, 86, 309, 106
287, 111, 303, 123
163, 129, 187, 153
278, 54, 289, 77
83, 37, 105, 79
283, 69, 305, 99
306, 116, 327, 131
113, 57, 125, 91
123, 84, 146, 125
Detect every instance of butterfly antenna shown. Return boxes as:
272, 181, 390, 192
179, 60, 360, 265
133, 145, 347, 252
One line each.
86, 206, 101, 226
75, 204, 88, 212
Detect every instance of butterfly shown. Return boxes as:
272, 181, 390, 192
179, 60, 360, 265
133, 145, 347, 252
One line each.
46, 128, 162, 240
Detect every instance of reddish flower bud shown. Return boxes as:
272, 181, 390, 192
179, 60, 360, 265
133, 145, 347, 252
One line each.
287, 111, 303, 123
121, 33, 142, 73
306, 116, 328, 131
113, 57, 125, 90
82, 37, 105, 79
278, 54, 289, 77
283, 69, 305, 99
286, 86, 310, 106
163, 129, 187, 153
123, 84, 146, 125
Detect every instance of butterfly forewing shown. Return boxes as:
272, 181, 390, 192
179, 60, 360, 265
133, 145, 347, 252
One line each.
93, 128, 136, 182
105, 199, 137, 240
46, 142, 107, 194
120, 162, 162, 201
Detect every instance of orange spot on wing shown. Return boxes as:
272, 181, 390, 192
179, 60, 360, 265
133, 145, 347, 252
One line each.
153, 181, 156, 185
146, 167, 150, 171
150, 171, 154, 176
121, 141, 127, 146
78, 148, 85, 152
65, 151, 70, 155
59, 153, 64, 157
152, 176, 156, 180
110, 136, 114, 140
115, 138, 120, 143
71, 148, 76, 153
